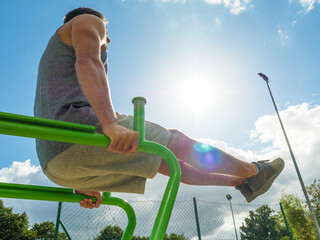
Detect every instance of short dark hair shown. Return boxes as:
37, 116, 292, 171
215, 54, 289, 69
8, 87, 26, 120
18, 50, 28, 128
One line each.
63, 7, 106, 24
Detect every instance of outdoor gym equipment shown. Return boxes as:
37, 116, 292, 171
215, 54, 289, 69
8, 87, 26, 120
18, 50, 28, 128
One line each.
0, 97, 182, 240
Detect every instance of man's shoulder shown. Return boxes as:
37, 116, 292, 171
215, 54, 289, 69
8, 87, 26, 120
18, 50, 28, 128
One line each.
70, 14, 106, 39
58, 14, 106, 46
71, 14, 105, 28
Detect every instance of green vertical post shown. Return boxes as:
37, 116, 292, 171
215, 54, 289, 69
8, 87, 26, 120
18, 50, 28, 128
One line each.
54, 202, 63, 240
132, 97, 181, 240
193, 197, 202, 240
132, 97, 146, 142
101, 192, 136, 240
280, 202, 293, 240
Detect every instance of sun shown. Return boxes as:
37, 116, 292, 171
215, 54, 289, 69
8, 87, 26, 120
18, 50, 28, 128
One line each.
177, 77, 217, 114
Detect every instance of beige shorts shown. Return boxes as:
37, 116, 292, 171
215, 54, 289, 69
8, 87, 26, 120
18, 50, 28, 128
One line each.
44, 113, 171, 194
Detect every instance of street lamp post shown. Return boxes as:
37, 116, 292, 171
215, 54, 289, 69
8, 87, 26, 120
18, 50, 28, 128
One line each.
226, 194, 238, 240
258, 73, 320, 239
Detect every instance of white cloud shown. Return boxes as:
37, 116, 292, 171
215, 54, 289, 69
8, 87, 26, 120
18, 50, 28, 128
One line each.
215, 17, 222, 26
204, 0, 223, 3
0, 160, 59, 225
278, 28, 289, 46
0, 160, 47, 184
160, 0, 186, 3
203, 0, 251, 15
249, 102, 320, 193
298, 0, 318, 13
251, 103, 320, 151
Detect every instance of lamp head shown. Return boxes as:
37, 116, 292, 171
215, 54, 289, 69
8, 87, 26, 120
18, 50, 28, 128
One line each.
226, 194, 232, 201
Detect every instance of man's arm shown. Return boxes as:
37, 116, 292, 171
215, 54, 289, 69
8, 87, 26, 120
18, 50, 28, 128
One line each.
71, 14, 139, 154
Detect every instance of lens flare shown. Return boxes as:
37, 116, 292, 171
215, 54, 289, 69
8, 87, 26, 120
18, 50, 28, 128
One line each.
193, 143, 222, 171
193, 143, 214, 152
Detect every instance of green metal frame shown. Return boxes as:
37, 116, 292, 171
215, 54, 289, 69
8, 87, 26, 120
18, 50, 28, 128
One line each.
279, 202, 293, 240
55, 202, 72, 240
0, 97, 181, 240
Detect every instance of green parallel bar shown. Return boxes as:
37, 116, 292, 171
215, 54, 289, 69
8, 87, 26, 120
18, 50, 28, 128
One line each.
0, 117, 110, 147
132, 97, 182, 240
0, 97, 180, 240
0, 184, 136, 240
0, 112, 95, 133
0, 182, 73, 194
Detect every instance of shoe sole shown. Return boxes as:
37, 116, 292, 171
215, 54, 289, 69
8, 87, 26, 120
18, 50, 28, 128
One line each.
252, 158, 284, 197
236, 183, 257, 203
246, 194, 256, 203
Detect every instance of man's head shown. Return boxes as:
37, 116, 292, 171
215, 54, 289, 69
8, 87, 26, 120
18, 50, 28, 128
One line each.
63, 7, 106, 24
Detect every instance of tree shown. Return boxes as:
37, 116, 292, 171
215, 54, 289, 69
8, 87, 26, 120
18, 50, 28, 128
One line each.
306, 178, 320, 224
94, 225, 189, 240
0, 200, 35, 240
131, 236, 149, 240
132, 233, 189, 240
163, 233, 189, 240
31, 221, 68, 240
94, 225, 123, 240
281, 193, 317, 240
0, 200, 68, 240
240, 204, 287, 239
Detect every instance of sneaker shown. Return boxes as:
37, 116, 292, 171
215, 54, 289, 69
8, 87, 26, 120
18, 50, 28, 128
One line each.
235, 158, 285, 202
235, 181, 256, 203
246, 158, 285, 197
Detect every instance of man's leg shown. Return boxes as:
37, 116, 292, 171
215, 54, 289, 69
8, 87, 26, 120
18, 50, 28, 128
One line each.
158, 158, 245, 186
162, 129, 284, 203
166, 129, 258, 179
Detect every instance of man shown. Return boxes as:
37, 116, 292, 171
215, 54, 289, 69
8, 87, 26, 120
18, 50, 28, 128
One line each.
34, 7, 284, 209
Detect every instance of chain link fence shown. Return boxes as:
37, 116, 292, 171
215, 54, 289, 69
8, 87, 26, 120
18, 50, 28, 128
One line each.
58, 199, 283, 240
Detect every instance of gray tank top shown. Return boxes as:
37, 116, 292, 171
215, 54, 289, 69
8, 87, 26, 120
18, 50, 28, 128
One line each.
34, 31, 108, 171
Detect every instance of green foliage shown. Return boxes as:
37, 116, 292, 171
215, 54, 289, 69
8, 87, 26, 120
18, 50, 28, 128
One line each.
0, 200, 67, 240
0, 200, 35, 240
163, 233, 190, 240
94, 225, 124, 240
131, 236, 149, 240
240, 204, 287, 240
31, 221, 68, 240
94, 225, 189, 240
32, 221, 55, 240
306, 178, 320, 225
281, 193, 317, 240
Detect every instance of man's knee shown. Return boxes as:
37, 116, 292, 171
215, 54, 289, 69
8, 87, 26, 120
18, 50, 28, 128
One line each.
169, 129, 194, 144
168, 129, 183, 148
168, 129, 193, 158
169, 129, 187, 141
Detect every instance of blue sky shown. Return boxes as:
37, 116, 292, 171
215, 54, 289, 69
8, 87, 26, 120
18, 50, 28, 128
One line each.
0, 0, 320, 237
1, 0, 319, 168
